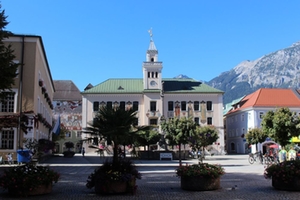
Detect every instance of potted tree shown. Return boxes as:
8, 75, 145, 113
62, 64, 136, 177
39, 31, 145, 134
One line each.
84, 106, 150, 194
63, 141, 75, 157
261, 107, 300, 190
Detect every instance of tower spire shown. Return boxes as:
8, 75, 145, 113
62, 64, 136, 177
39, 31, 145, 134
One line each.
148, 27, 153, 40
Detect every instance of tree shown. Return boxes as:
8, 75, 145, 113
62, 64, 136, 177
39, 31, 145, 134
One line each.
161, 117, 197, 166
0, 5, 19, 101
261, 107, 300, 147
190, 125, 219, 163
84, 106, 149, 163
245, 128, 268, 146
136, 129, 161, 158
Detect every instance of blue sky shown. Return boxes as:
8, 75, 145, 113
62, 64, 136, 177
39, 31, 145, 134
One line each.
2, 0, 300, 91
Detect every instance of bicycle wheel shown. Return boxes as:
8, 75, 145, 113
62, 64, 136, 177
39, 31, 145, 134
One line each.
248, 156, 254, 164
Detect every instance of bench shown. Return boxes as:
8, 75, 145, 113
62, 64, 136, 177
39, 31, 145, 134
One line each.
160, 152, 173, 160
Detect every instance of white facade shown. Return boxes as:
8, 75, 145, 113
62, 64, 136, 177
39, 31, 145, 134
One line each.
82, 37, 225, 154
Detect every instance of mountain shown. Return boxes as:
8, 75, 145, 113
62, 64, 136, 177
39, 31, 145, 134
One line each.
207, 41, 300, 105
174, 74, 191, 79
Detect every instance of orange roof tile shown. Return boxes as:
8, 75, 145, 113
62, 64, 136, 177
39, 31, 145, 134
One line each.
228, 88, 300, 114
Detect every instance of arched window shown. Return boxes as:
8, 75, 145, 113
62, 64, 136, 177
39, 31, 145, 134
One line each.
231, 142, 235, 151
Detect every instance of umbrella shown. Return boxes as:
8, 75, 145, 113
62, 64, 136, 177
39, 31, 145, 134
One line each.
269, 144, 279, 149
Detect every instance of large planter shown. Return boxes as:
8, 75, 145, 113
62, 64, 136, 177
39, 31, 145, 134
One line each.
95, 178, 136, 194
8, 184, 52, 196
181, 176, 220, 191
272, 177, 300, 191
63, 151, 75, 158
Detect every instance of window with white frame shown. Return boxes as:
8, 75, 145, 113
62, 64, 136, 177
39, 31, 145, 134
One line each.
93, 101, 99, 111
0, 130, 14, 149
168, 101, 174, 111
150, 101, 156, 111
194, 101, 199, 111
206, 101, 212, 111
259, 112, 264, 119
207, 117, 212, 125
0, 92, 15, 112
181, 101, 186, 111
133, 101, 138, 111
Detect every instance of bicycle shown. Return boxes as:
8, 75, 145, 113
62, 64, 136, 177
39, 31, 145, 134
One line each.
248, 151, 263, 164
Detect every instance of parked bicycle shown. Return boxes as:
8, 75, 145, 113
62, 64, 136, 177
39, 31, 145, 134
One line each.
248, 151, 263, 164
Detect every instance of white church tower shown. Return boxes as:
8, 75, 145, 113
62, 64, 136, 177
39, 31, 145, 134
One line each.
143, 28, 163, 90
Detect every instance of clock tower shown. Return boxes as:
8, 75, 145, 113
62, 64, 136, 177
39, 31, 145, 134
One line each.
143, 29, 163, 90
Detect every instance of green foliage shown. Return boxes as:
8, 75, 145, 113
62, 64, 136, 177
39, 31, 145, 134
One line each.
0, 5, 19, 101
176, 163, 225, 178
245, 128, 268, 145
161, 117, 197, 145
84, 106, 149, 163
86, 158, 141, 193
0, 163, 60, 197
135, 129, 161, 147
264, 160, 300, 182
261, 107, 300, 147
192, 125, 219, 149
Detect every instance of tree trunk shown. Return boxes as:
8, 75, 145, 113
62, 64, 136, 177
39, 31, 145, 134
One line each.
179, 142, 182, 166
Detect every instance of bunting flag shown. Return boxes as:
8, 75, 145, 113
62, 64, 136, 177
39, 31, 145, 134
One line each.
52, 114, 61, 135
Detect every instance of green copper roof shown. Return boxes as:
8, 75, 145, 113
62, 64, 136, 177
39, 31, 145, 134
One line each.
81, 78, 224, 94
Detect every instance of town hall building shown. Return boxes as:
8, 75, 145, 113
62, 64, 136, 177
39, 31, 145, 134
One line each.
81, 34, 225, 154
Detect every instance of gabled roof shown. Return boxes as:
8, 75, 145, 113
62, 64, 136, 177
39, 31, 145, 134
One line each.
227, 88, 300, 114
53, 80, 81, 100
81, 78, 224, 94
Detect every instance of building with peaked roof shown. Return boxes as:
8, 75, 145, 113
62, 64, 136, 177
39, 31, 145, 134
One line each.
52, 80, 82, 153
225, 88, 300, 154
81, 35, 225, 154
0, 35, 54, 161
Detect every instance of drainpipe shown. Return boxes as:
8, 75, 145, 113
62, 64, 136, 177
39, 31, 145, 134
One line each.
17, 35, 25, 149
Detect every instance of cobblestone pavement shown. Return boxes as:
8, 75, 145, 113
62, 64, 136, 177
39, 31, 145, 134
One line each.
0, 154, 300, 199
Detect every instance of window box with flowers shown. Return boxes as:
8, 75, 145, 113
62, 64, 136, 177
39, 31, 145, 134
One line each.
0, 163, 60, 197
86, 159, 141, 194
264, 160, 300, 191
176, 163, 225, 191
38, 79, 43, 87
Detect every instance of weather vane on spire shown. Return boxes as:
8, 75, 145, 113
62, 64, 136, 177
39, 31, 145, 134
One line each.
148, 27, 153, 39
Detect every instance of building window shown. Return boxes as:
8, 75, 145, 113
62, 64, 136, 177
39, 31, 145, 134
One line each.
231, 142, 235, 151
93, 101, 99, 111
168, 101, 174, 111
259, 112, 264, 119
181, 101, 186, 111
150, 119, 158, 125
65, 132, 71, 138
133, 101, 139, 111
194, 117, 199, 125
148, 72, 150, 78
241, 114, 244, 121
107, 101, 112, 109
76, 131, 82, 138
0, 92, 15, 112
150, 101, 156, 111
194, 101, 199, 111
206, 101, 212, 111
207, 117, 212, 125
120, 101, 125, 110
0, 130, 14, 149
155, 72, 158, 78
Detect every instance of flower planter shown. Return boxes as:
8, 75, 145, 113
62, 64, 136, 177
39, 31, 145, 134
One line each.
181, 176, 220, 191
8, 184, 52, 196
95, 178, 136, 194
272, 177, 300, 191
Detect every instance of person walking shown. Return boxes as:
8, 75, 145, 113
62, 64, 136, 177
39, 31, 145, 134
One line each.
82, 147, 85, 157
278, 147, 287, 162
288, 147, 296, 160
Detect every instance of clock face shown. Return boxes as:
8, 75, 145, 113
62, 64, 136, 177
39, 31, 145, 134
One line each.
150, 81, 157, 86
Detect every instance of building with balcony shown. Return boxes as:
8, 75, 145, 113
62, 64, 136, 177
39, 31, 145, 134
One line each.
0, 35, 54, 161
81, 36, 225, 154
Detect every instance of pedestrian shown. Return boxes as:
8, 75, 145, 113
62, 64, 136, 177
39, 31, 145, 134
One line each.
278, 147, 287, 162
288, 147, 296, 161
6, 153, 13, 165
82, 147, 85, 157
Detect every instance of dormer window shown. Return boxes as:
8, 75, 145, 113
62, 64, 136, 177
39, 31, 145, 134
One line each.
118, 86, 124, 90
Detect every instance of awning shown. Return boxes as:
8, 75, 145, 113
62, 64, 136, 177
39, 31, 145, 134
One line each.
290, 136, 300, 143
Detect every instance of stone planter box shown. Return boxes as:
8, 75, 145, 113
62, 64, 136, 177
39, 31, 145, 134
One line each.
181, 176, 220, 191
95, 178, 136, 194
8, 184, 52, 196
272, 177, 300, 191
